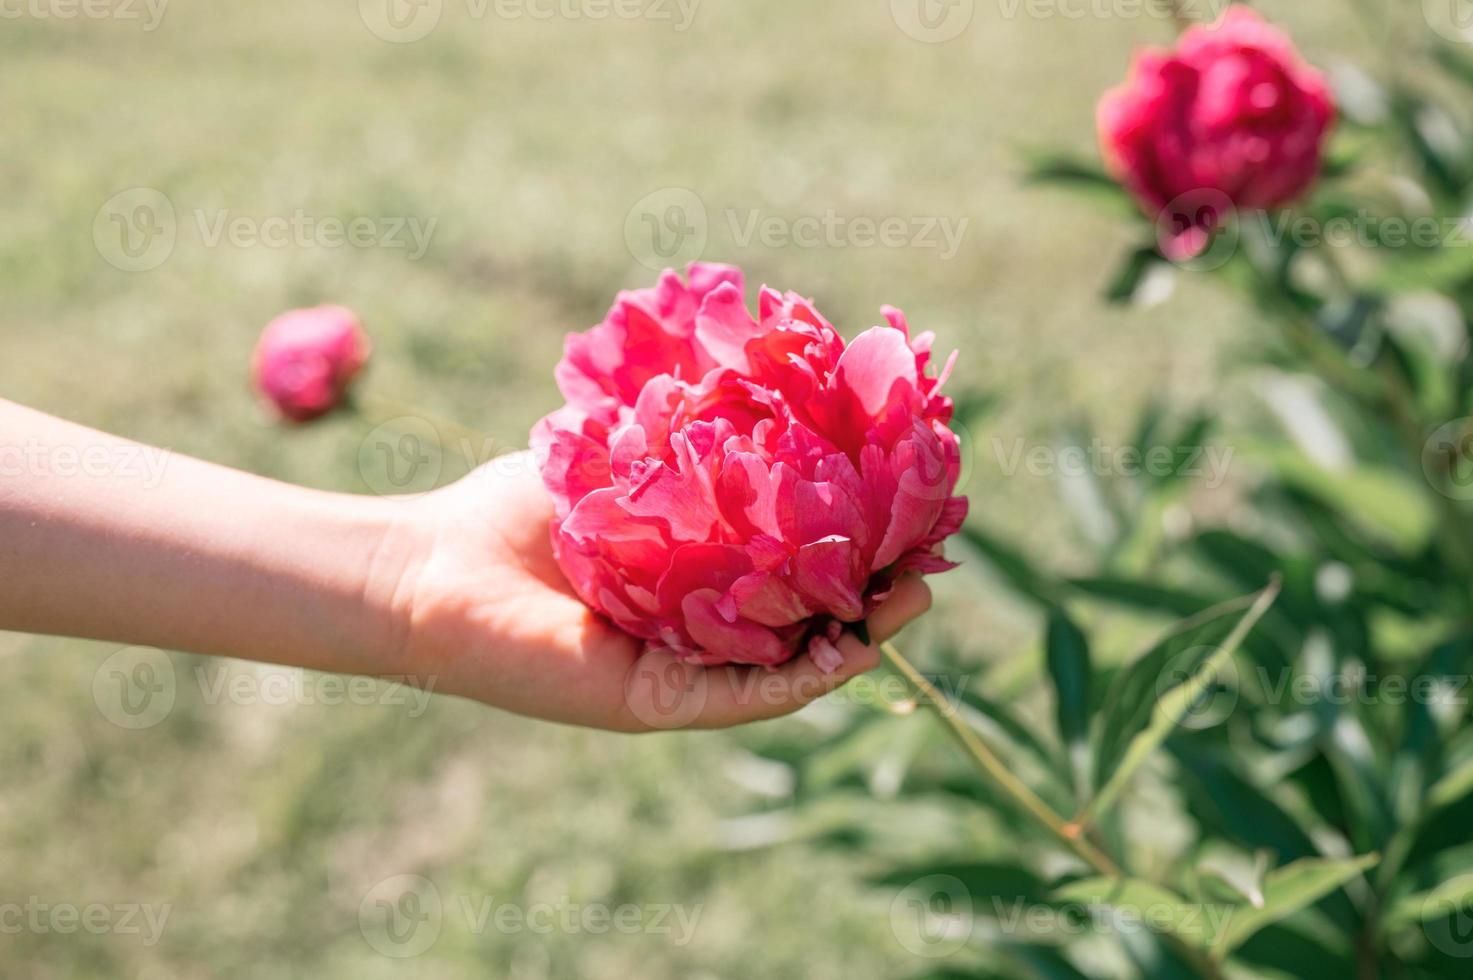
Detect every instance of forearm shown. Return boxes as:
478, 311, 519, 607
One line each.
0, 400, 410, 675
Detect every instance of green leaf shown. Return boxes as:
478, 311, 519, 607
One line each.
955, 686, 1065, 789
1152, 413, 1214, 494
1190, 530, 1340, 642
1066, 577, 1222, 618
1105, 245, 1173, 307
1232, 921, 1356, 979
1324, 711, 1395, 856
1432, 42, 1473, 90
1257, 447, 1437, 556
1168, 743, 1320, 864
1375, 242, 1473, 295
1006, 945, 1092, 980
1021, 154, 1132, 217
874, 860, 1050, 909
1389, 876, 1473, 935
1023, 154, 1116, 187
804, 715, 917, 794
1211, 854, 1379, 959
1045, 607, 1093, 797
1428, 754, 1473, 814
1082, 582, 1281, 825
1045, 608, 1093, 747
1119, 929, 1209, 980
1052, 877, 1225, 948
959, 525, 1062, 607
1398, 90, 1471, 201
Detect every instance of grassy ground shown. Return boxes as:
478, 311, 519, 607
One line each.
0, 1, 1395, 977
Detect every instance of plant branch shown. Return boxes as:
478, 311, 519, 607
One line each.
880, 641, 1121, 876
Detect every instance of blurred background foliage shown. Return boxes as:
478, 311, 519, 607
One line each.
0, 0, 1462, 978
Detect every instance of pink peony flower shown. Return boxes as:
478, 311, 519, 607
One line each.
1097, 6, 1335, 261
532, 263, 967, 669
251, 306, 372, 423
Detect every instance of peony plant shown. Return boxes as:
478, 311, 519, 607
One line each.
766, 6, 1473, 980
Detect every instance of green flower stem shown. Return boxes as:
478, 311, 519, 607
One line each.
878, 641, 1122, 877
881, 642, 1228, 980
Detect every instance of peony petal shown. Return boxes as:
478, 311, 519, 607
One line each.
682, 590, 787, 666
623, 431, 724, 541
832, 326, 920, 418
537, 425, 612, 519
716, 451, 782, 540
790, 536, 866, 622
730, 571, 812, 628
695, 282, 763, 372
686, 262, 745, 304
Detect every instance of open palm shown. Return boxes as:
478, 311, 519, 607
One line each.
389, 452, 933, 731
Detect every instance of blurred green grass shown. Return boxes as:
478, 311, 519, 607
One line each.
0, 1, 1396, 977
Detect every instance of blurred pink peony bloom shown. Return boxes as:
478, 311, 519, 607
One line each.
532, 263, 967, 669
1097, 5, 1335, 261
251, 306, 371, 423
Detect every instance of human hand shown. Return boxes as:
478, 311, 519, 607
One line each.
378, 452, 934, 732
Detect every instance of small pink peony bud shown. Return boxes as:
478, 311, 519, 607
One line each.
251, 306, 371, 423
1097, 6, 1335, 261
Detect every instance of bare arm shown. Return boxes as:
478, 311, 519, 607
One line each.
0, 400, 931, 731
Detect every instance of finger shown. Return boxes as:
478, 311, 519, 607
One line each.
693, 634, 881, 729
616, 575, 933, 732
867, 575, 933, 644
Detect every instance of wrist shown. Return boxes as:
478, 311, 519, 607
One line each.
324, 491, 428, 678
